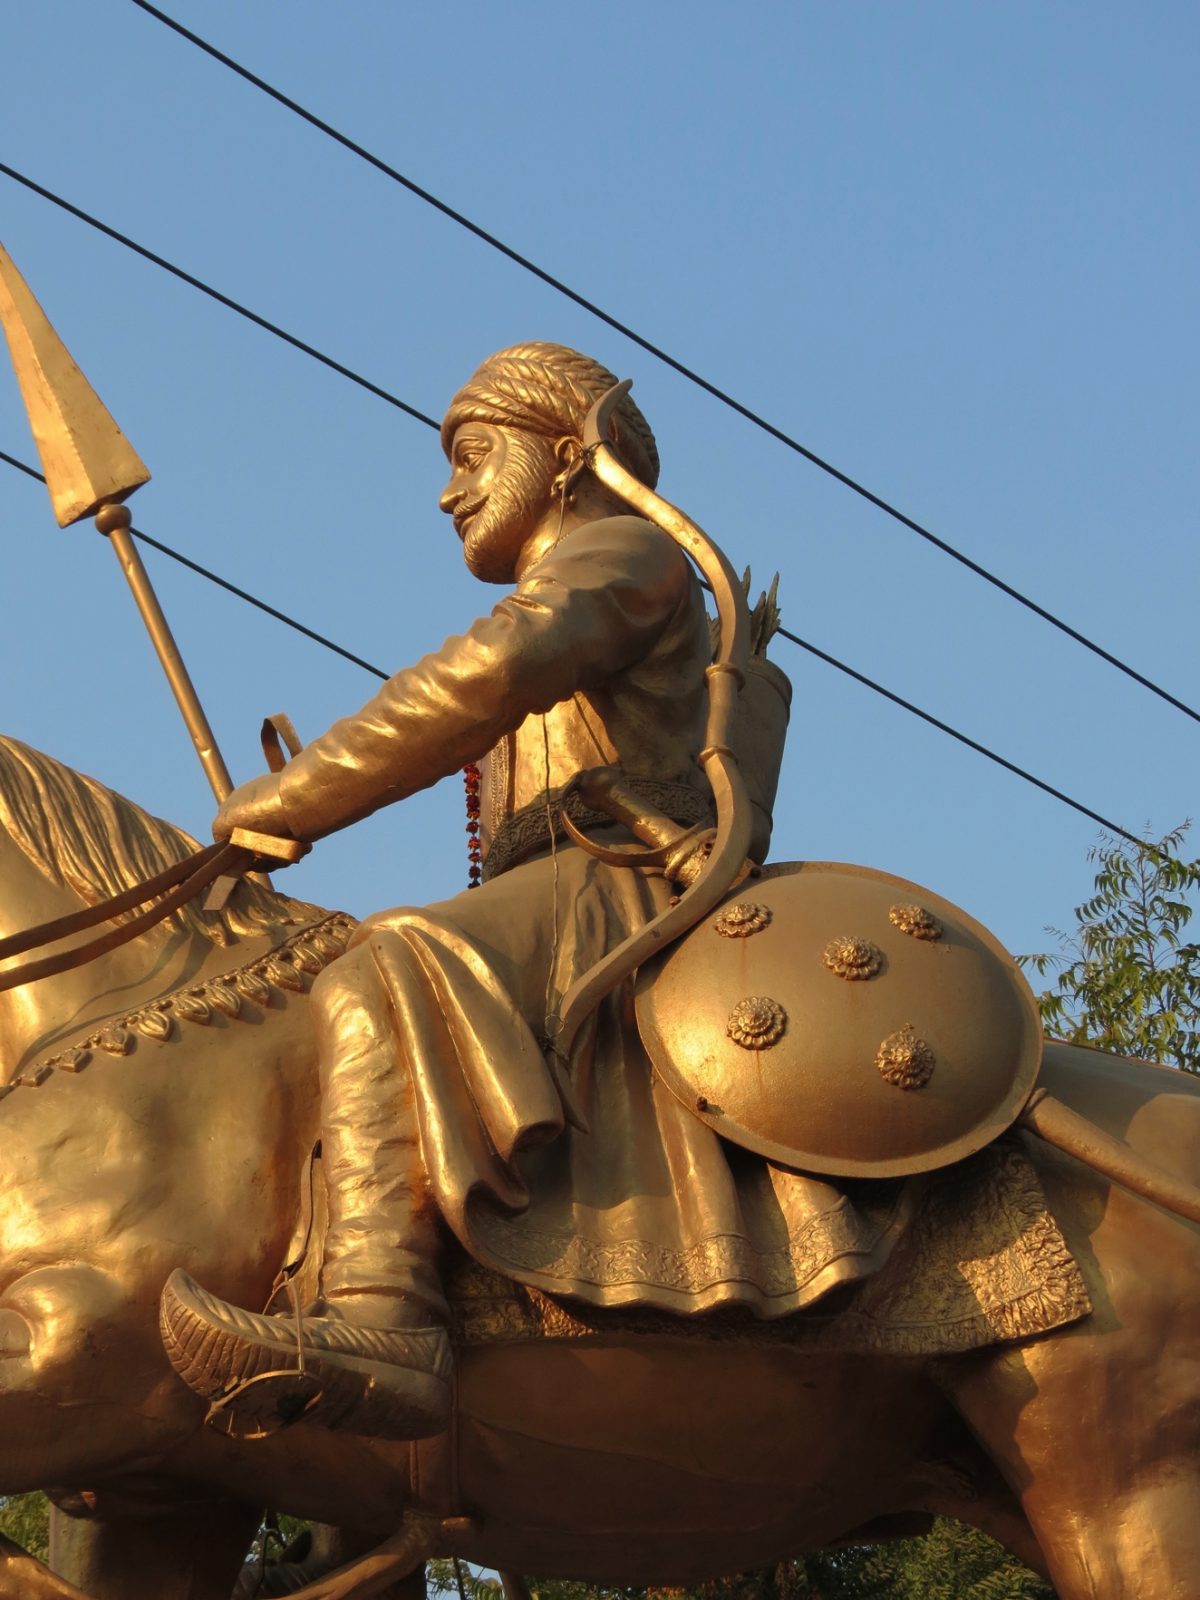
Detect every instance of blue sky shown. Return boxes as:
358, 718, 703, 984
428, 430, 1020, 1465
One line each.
1, 1, 1196, 964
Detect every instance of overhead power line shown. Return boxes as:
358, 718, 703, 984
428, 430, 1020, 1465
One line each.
0, 447, 390, 682
5, 160, 1199, 739
0, 443, 1154, 851
126, 0, 1200, 729
773, 623, 1137, 842
0, 163, 438, 433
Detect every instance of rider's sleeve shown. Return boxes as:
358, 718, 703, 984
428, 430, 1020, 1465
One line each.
275, 517, 693, 841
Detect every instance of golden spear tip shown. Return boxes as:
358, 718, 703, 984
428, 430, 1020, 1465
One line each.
0, 239, 150, 527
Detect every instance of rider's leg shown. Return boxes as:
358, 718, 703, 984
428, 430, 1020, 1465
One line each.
160, 941, 451, 1440
314, 941, 447, 1329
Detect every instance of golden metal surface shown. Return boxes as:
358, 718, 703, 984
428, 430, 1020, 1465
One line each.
875, 1024, 936, 1090
227, 824, 309, 865
95, 504, 235, 803
551, 381, 755, 1057
447, 1140, 1088, 1355
1, 339, 1200, 1597
822, 934, 884, 979
725, 994, 788, 1049
162, 344, 813, 1445
637, 860, 1043, 1178
713, 900, 772, 938
0, 242, 151, 525
889, 902, 943, 941
7, 914, 353, 1091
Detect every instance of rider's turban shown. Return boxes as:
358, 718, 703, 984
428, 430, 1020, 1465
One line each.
441, 342, 660, 490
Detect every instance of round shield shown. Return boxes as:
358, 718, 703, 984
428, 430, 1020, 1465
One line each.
635, 861, 1042, 1179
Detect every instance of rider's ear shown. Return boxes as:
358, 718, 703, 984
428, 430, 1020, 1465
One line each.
552, 437, 585, 501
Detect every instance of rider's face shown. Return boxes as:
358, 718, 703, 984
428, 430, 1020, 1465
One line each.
439, 423, 556, 583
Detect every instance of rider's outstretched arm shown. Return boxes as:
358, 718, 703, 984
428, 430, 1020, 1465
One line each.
213, 518, 694, 845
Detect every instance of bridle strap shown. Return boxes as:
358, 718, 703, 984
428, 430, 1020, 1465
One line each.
0, 840, 250, 994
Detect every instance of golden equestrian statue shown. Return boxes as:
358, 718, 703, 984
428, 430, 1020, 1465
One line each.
0, 243, 1198, 1600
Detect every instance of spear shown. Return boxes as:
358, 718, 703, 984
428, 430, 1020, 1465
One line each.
0, 239, 234, 804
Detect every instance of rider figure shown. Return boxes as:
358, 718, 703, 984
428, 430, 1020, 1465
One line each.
165, 343, 717, 1438
165, 342, 907, 1442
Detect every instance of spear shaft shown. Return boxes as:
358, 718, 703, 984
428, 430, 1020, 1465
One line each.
95, 504, 233, 802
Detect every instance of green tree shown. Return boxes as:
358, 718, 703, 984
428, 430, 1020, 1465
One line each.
795, 1522, 1053, 1598
1021, 823, 1200, 1073
0, 1494, 50, 1562
0, 1509, 1050, 1599
427, 1525, 1053, 1600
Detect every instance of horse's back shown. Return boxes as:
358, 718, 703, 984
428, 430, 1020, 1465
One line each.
1013, 1040, 1198, 1399
1039, 1040, 1200, 1185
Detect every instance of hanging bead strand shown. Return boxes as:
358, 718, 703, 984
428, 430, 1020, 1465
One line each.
463, 762, 482, 888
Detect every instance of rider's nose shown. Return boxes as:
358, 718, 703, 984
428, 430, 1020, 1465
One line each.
439, 481, 461, 515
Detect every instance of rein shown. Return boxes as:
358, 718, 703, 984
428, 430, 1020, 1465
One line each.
0, 718, 312, 995
0, 704, 311, 995
0, 841, 231, 962
0, 810, 310, 995
0, 839, 254, 995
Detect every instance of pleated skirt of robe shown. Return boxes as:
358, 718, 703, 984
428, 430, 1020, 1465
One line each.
353, 840, 914, 1317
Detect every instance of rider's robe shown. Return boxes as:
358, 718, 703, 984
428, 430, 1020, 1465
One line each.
274, 516, 912, 1316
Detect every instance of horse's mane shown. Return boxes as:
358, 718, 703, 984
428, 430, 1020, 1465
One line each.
0, 735, 321, 945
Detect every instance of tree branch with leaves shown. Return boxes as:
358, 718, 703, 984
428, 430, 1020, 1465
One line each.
1021, 824, 1200, 1074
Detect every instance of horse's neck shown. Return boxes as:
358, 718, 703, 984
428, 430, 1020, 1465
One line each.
0, 834, 284, 1077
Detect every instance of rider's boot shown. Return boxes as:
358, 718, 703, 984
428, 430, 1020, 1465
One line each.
160, 946, 452, 1440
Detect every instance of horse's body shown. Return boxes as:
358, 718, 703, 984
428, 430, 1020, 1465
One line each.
0, 737, 1197, 1600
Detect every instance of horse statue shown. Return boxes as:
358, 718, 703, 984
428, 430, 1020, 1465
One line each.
0, 732, 1197, 1600
0, 249, 1197, 1598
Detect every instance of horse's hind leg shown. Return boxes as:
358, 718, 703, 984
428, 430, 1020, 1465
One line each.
939, 1174, 1200, 1598
49, 1500, 260, 1600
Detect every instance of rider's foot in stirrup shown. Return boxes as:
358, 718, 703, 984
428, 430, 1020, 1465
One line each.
159, 1268, 451, 1441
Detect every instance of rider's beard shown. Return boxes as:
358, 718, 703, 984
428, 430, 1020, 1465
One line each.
462, 436, 557, 584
